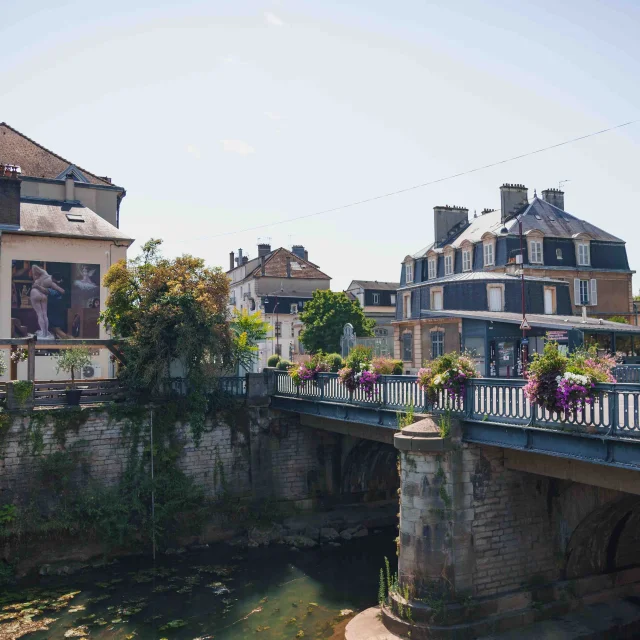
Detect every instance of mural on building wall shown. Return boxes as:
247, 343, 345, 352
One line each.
11, 261, 100, 340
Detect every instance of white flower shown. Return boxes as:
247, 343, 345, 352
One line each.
563, 371, 590, 386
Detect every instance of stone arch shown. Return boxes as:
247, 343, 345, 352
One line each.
341, 440, 399, 502
564, 493, 640, 579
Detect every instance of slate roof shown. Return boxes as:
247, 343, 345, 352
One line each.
412, 197, 623, 258
421, 309, 640, 333
348, 280, 400, 291
400, 271, 568, 290
5, 198, 133, 243
0, 122, 119, 188
248, 247, 330, 280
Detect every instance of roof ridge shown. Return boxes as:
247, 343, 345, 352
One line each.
0, 122, 117, 187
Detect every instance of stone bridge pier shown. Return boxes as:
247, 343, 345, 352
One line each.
379, 417, 640, 639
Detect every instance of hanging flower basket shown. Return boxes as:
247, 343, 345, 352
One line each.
417, 352, 479, 406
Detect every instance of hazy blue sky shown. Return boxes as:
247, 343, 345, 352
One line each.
1, 0, 638, 291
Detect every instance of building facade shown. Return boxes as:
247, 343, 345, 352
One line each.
394, 183, 637, 374
345, 280, 398, 337
0, 124, 132, 381
227, 243, 331, 371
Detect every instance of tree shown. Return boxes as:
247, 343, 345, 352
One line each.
299, 290, 375, 354
54, 347, 92, 388
230, 309, 270, 371
101, 239, 233, 398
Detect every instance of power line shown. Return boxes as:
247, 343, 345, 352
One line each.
199, 119, 640, 240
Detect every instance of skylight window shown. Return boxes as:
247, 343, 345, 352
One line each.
548, 216, 555, 221
534, 214, 542, 220
66, 213, 84, 222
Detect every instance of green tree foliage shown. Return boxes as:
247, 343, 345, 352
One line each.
100, 239, 232, 402
230, 309, 270, 371
54, 347, 92, 388
608, 315, 629, 324
298, 290, 374, 353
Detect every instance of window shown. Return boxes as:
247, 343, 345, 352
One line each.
373, 293, 380, 304
488, 286, 503, 311
431, 289, 443, 311
275, 343, 282, 356
403, 293, 411, 319
556, 248, 563, 260
483, 242, 494, 266
444, 253, 453, 276
462, 249, 472, 272
577, 243, 590, 266
529, 240, 543, 264
428, 258, 437, 280
291, 323, 295, 337
431, 331, 445, 358
544, 287, 555, 315
390, 294, 396, 305
290, 303, 298, 314
405, 263, 414, 283
575, 279, 597, 306
402, 332, 413, 362
275, 321, 282, 337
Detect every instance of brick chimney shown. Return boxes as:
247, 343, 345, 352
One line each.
229, 251, 235, 270
434, 206, 468, 244
541, 188, 564, 211
500, 184, 528, 223
258, 243, 271, 258
0, 164, 21, 227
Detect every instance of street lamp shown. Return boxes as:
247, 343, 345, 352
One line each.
502, 213, 529, 374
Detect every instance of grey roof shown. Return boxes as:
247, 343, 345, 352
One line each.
349, 280, 400, 291
12, 199, 133, 242
421, 309, 640, 333
412, 196, 623, 258
400, 271, 568, 290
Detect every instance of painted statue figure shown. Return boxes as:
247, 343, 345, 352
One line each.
29, 265, 65, 339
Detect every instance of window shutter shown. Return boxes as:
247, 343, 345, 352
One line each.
574, 279, 580, 304
590, 279, 598, 306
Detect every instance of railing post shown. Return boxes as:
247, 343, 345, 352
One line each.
319, 374, 325, 402
465, 379, 474, 419
382, 376, 388, 409
607, 384, 618, 437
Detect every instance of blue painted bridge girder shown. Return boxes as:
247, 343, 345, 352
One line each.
270, 395, 640, 472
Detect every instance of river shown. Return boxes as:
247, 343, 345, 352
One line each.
0, 528, 397, 640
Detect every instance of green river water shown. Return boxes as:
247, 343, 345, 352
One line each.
1, 529, 397, 640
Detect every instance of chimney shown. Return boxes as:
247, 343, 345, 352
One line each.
242, 256, 248, 265
236, 248, 243, 267
286, 256, 292, 278
500, 184, 528, 223
64, 175, 75, 201
229, 251, 235, 270
0, 164, 21, 227
433, 205, 468, 244
303, 249, 309, 261
541, 188, 564, 211
291, 245, 305, 260
258, 243, 271, 258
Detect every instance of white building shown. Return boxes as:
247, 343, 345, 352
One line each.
227, 243, 331, 371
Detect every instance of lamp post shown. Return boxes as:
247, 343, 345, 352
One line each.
502, 214, 529, 375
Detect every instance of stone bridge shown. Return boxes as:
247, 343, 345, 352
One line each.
258, 370, 640, 637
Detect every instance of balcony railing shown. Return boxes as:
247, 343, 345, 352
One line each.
273, 371, 640, 439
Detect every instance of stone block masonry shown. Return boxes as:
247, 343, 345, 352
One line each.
0, 405, 328, 506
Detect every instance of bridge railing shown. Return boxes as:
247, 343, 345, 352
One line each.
273, 371, 640, 439
612, 365, 640, 383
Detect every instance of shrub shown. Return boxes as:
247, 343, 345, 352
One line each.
325, 353, 344, 372
417, 352, 479, 404
267, 354, 281, 367
524, 343, 616, 414
373, 357, 404, 375
276, 359, 292, 371
54, 347, 92, 388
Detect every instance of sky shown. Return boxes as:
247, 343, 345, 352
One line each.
0, 0, 638, 292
